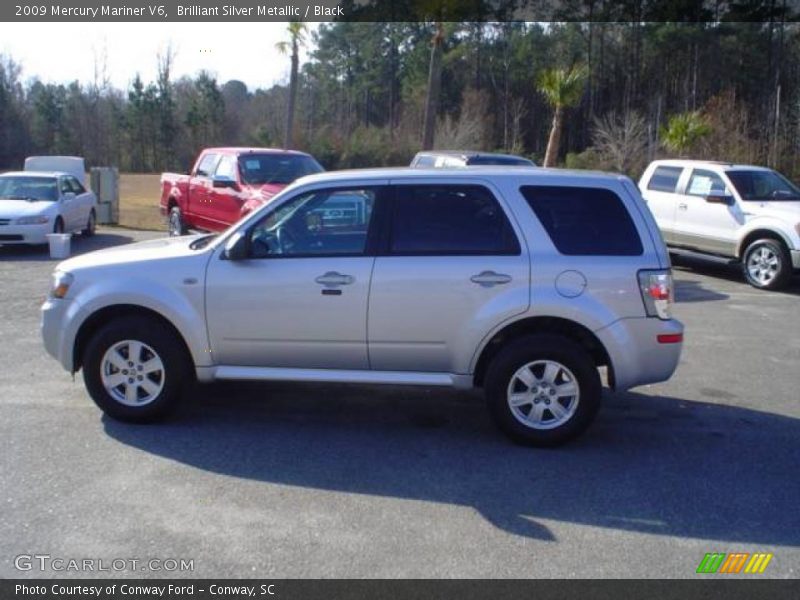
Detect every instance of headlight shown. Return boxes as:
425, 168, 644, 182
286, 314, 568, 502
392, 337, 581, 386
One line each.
16, 215, 49, 225
51, 271, 74, 299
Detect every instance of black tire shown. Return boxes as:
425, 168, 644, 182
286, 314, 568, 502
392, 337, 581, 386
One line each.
168, 205, 187, 237
742, 238, 792, 290
485, 334, 601, 447
82, 209, 96, 237
53, 217, 64, 234
82, 316, 191, 423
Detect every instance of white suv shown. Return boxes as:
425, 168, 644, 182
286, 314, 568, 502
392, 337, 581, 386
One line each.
42, 168, 683, 446
639, 160, 800, 290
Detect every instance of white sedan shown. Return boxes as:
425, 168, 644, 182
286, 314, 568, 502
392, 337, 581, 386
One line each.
0, 171, 97, 245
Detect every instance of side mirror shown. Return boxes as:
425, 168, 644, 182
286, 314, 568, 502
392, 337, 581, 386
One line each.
706, 194, 734, 206
223, 230, 248, 261
212, 175, 238, 190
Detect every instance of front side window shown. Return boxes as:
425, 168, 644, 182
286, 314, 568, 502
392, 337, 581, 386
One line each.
686, 169, 729, 197
521, 185, 643, 256
67, 177, 86, 194
389, 185, 520, 255
726, 169, 800, 201
214, 155, 238, 180
646, 166, 683, 193
195, 153, 220, 177
248, 188, 377, 258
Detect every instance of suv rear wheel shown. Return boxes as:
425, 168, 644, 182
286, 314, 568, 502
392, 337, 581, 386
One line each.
82, 317, 190, 422
485, 334, 601, 447
742, 238, 792, 290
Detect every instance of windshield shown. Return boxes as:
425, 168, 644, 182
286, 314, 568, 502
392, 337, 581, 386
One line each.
726, 170, 800, 201
238, 154, 324, 185
0, 176, 58, 201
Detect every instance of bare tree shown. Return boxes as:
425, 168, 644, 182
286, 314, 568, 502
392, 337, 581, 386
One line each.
591, 111, 648, 175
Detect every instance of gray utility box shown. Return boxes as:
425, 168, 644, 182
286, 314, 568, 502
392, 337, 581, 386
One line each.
90, 167, 119, 225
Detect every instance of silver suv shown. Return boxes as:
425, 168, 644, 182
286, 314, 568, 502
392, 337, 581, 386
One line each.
41, 168, 683, 446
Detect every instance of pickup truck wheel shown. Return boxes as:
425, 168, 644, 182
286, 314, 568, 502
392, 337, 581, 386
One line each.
742, 238, 792, 290
168, 206, 187, 237
82, 317, 190, 422
485, 335, 601, 447
82, 209, 96, 236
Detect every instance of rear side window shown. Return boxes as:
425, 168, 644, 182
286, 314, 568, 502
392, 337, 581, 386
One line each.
520, 186, 643, 256
646, 166, 683, 193
390, 184, 520, 255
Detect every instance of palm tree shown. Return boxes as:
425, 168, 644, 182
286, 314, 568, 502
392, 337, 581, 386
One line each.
538, 64, 589, 167
275, 21, 307, 149
660, 111, 711, 157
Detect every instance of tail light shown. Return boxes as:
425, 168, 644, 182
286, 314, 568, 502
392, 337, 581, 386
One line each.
638, 270, 674, 320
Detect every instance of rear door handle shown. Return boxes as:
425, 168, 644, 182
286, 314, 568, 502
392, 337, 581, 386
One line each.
470, 271, 512, 287
315, 272, 355, 287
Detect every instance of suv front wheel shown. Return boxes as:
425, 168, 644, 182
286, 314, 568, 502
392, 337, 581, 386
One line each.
485, 335, 601, 447
82, 317, 190, 422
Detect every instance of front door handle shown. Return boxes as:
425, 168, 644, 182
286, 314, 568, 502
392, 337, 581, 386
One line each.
470, 271, 512, 287
678, 203, 688, 210
315, 272, 355, 287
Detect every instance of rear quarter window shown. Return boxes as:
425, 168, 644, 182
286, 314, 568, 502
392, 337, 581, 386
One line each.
520, 185, 643, 256
646, 166, 683, 193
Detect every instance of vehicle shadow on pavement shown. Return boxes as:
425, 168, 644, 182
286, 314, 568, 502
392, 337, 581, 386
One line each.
672, 256, 800, 296
673, 280, 729, 303
102, 383, 800, 545
0, 232, 136, 262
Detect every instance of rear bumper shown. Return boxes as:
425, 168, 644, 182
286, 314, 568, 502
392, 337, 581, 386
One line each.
595, 317, 683, 391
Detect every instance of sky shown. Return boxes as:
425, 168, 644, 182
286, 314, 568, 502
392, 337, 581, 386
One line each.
1, 22, 321, 91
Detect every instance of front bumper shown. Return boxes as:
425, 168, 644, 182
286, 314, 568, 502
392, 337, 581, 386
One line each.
41, 296, 83, 372
0, 222, 50, 245
595, 317, 684, 391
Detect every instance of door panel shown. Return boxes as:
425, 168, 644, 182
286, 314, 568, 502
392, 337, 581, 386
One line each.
368, 255, 529, 372
673, 169, 743, 256
206, 257, 374, 368
641, 165, 683, 243
368, 183, 529, 373
208, 154, 244, 228
205, 184, 384, 369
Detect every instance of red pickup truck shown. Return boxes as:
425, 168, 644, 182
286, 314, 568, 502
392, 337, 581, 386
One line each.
160, 147, 324, 235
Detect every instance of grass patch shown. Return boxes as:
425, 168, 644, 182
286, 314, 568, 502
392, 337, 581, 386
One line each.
118, 173, 164, 231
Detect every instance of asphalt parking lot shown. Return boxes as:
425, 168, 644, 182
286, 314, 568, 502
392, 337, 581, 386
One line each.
1, 228, 798, 579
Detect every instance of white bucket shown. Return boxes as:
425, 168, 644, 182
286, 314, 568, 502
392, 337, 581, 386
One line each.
46, 233, 71, 259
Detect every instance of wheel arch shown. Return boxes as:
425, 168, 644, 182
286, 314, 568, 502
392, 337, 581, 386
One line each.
737, 227, 793, 259
472, 316, 613, 388
73, 304, 193, 374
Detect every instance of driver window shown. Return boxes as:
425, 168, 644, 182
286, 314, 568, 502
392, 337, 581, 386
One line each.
215, 155, 237, 180
248, 188, 377, 258
686, 169, 730, 198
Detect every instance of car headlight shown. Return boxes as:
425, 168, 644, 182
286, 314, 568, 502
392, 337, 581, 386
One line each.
16, 215, 49, 225
51, 271, 74, 299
